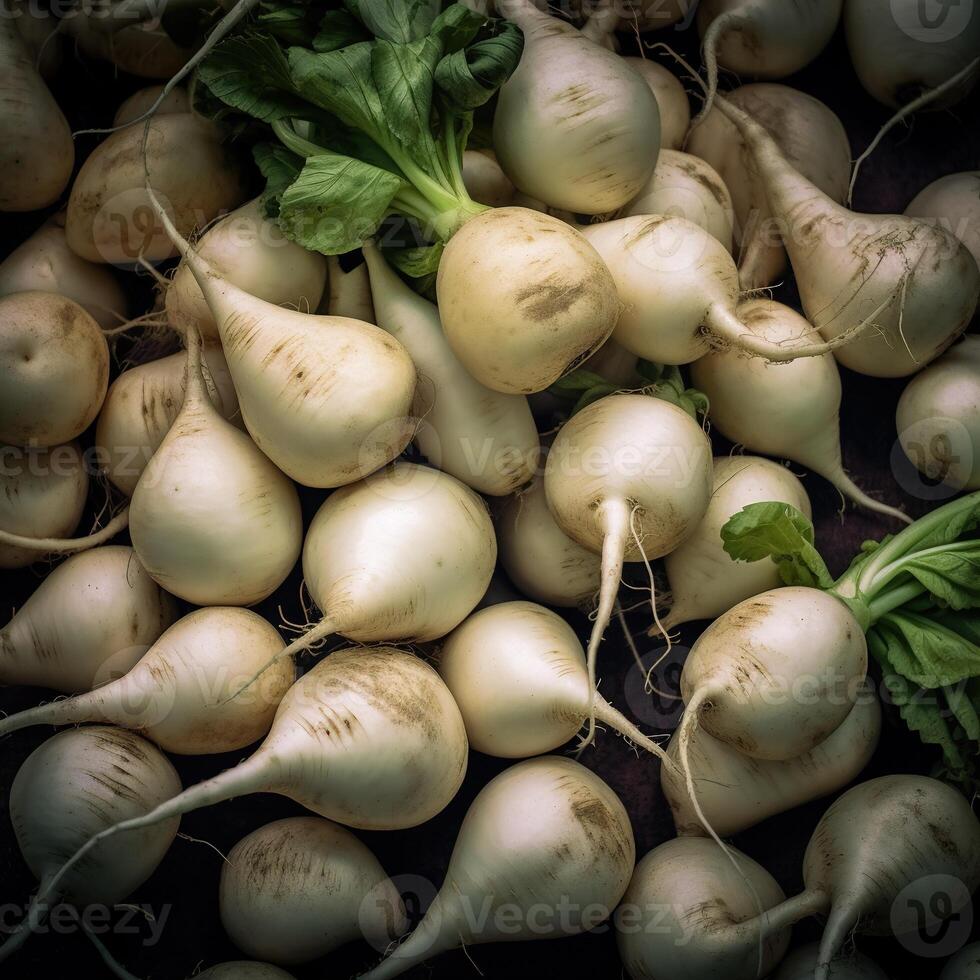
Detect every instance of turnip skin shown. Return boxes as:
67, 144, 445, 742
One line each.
0, 607, 294, 755
624, 58, 690, 151
773, 943, 888, 979
940, 942, 980, 980
0, 546, 177, 692
95, 345, 241, 497
112, 84, 190, 127
663, 689, 881, 837
906, 171, 980, 271
680, 587, 868, 761
493, 0, 660, 214
615, 837, 791, 980
220, 816, 407, 965
661, 455, 811, 630
691, 298, 911, 524
360, 756, 635, 980
896, 336, 980, 491
63, 15, 192, 79
197, 965, 296, 980
0, 442, 89, 569
0, 292, 109, 448
165, 198, 328, 344
0, 13, 73, 212
323, 255, 375, 322
496, 473, 601, 609
436, 207, 619, 395
462, 150, 516, 208
65, 114, 248, 265
0, 218, 127, 329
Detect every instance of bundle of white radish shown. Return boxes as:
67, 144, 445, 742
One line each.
658, 455, 812, 631
0, 443, 89, 569
0, 292, 109, 448
323, 256, 374, 322
0, 726, 181, 965
845, 0, 980, 108
438, 601, 672, 764
620, 149, 735, 253
197, 965, 296, 980
0, 217, 127, 328
691, 298, 911, 523
360, 756, 635, 980
773, 943, 889, 980
437, 207, 620, 393
695, 0, 843, 120
493, 0, 661, 214
234, 463, 496, 685
686, 83, 851, 289
709, 92, 980, 376
940, 943, 980, 980
462, 150, 517, 208
906, 171, 980, 271
19, 648, 467, 945
95, 344, 241, 496
496, 473, 601, 609
0, 7, 73, 212
0, 546, 177, 691
545, 393, 712, 745
0, 607, 294, 755
165, 198, 328, 343
749, 776, 980, 980
616, 836, 791, 980
113, 84, 191, 128
66, 114, 247, 265
128, 326, 302, 606
580, 215, 850, 365
364, 243, 538, 495
220, 816, 406, 965
149, 189, 418, 487
896, 336, 980, 492
662, 685, 881, 836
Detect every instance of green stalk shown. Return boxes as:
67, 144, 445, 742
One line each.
866, 539, 980, 594
866, 580, 930, 624
271, 119, 325, 159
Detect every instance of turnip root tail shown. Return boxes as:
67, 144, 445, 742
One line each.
577, 497, 631, 753
0, 507, 131, 556
359, 893, 455, 980
821, 467, 911, 525
80, 918, 142, 980
694, 9, 743, 127
815, 899, 861, 980
0, 686, 114, 738
0, 876, 60, 964
593, 695, 674, 771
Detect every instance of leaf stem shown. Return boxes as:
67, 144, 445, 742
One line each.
865, 580, 929, 624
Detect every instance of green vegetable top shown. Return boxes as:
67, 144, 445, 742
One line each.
195, 0, 523, 272
722, 492, 980, 791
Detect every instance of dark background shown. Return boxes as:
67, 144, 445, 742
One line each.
1, 6, 979, 980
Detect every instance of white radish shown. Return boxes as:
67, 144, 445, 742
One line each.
0, 607, 294, 755
544, 393, 713, 744
696, 0, 843, 120
616, 837, 791, 980
773, 943, 889, 980
0, 726, 181, 963
165, 198, 327, 343
0, 546, 177, 692
624, 58, 690, 151
711, 92, 980, 377
197, 965, 295, 980
219, 816, 407, 965
906, 171, 980, 272
129, 327, 302, 606
360, 756, 635, 980
686, 83, 851, 289
660, 455, 812, 630
324, 255, 374, 322
461, 149, 516, 208
495, 473, 601, 609
0, 292, 109, 448
493, 0, 660, 214
896, 335, 980, 492
150, 188, 417, 488
940, 943, 980, 980
436, 206, 619, 394
0, 8, 73, 212
11, 0, 61, 81
620, 149, 735, 253
113, 84, 191, 127
691, 298, 912, 523
759, 775, 980, 980
65, 114, 248, 265
845, 0, 980, 108
437, 600, 672, 764
580, 215, 846, 365
364, 243, 538, 495
63, 15, 192, 79
0, 217, 127, 328
0, 442, 89, 569
95, 344, 241, 496
662, 688, 881, 837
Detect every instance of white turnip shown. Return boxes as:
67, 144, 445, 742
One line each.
773, 943, 889, 980
940, 943, 980, 980
906, 171, 980, 271
113, 84, 190, 127
63, 15, 192, 79
624, 58, 690, 151
324, 255, 374, 322
462, 150, 516, 208
197, 965, 295, 980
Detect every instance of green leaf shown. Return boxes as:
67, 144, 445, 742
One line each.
721, 502, 835, 589
386, 241, 444, 278
872, 611, 980, 688
253, 143, 304, 216
198, 34, 310, 123
430, 3, 486, 53
257, 2, 330, 45
899, 544, 980, 610
350, 0, 442, 42
946, 681, 980, 743
314, 8, 372, 51
550, 369, 614, 394
434, 20, 524, 111
278, 153, 406, 254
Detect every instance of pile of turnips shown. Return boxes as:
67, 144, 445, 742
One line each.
1, 0, 979, 978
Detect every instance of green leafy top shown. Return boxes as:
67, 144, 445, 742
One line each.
721, 492, 980, 791
195, 0, 523, 262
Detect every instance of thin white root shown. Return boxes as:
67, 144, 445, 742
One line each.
0, 507, 131, 554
